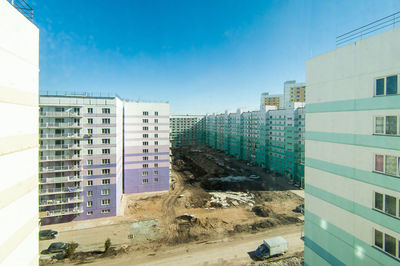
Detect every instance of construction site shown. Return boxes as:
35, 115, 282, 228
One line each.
40, 145, 304, 265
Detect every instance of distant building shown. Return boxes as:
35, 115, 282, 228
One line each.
0, 0, 39, 265
283, 80, 306, 108
305, 24, 400, 265
170, 115, 205, 147
260, 93, 284, 109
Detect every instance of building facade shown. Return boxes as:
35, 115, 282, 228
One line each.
304, 28, 400, 265
170, 115, 205, 147
0, 0, 39, 265
123, 102, 170, 193
260, 92, 284, 109
284, 80, 306, 108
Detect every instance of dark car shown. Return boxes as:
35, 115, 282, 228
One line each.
39, 229, 58, 240
295, 203, 304, 214
41, 242, 69, 254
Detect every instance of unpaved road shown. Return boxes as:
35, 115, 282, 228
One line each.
80, 224, 303, 266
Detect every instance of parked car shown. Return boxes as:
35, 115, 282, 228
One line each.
295, 203, 304, 214
255, 236, 288, 260
41, 242, 70, 254
39, 229, 58, 240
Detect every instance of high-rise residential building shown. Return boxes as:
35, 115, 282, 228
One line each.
123, 102, 170, 193
305, 26, 400, 265
283, 80, 306, 108
39, 95, 123, 224
260, 92, 284, 109
0, 0, 39, 265
170, 115, 205, 147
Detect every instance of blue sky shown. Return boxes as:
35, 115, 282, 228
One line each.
32, 0, 400, 114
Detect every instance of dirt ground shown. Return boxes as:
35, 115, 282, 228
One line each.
40, 145, 304, 265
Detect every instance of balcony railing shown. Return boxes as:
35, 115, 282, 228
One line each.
39, 176, 82, 184
39, 155, 81, 162
39, 197, 84, 207
7, 0, 33, 21
40, 122, 82, 128
39, 207, 84, 218
39, 186, 83, 195
39, 165, 81, 173
40, 133, 82, 139
39, 144, 80, 150
40, 112, 82, 118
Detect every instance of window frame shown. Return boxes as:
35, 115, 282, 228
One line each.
374, 74, 400, 97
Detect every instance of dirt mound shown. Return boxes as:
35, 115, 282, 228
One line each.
165, 215, 215, 244
252, 205, 273, 217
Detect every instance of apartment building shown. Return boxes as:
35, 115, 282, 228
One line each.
0, 0, 39, 265
124, 102, 170, 193
284, 80, 306, 108
260, 93, 283, 109
39, 95, 123, 224
170, 115, 205, 147
305, 27, 400, 265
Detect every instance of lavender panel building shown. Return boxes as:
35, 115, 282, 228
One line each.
123, 102, 170, 193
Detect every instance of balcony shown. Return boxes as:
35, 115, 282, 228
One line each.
39, 165, 81, 173
40, 133, 83, 139
39, 197, 84, 207
39, 155, 81, 162
40, 112, 82, 118
39, 144, 80, 150
39, 186, 83, 195
39, 176, 82, 184
39, 207, 84, 218
40, 122, 82, 128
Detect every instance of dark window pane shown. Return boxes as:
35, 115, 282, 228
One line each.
385, 234, 396, 256
385, 195, 397, 216
386, 75, 398, 95
376, 78, 385, 95
375, 192, 383, 210
375, 229, 383, 248
386, 116, 398, 135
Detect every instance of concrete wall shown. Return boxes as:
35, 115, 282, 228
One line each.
0, 0, 39, 265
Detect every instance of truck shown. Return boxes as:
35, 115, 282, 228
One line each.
255, 236, 288, 260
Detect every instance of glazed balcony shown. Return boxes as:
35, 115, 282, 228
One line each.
39, 197, 83, 207
39, 175, 82, 184
39, 154, 81, 162
39, 144, 80, 150
40, 112, 82, 118
39, 165, 81, 173
40, 122, 82, 128
39, 186, 83, 195
39, 207, 84, 218
40, 133, 83, 139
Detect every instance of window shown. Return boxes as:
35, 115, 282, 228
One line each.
102, 108, 110, 114
87, 191, 93, 197
143, 111, 149, 116
375, 117, 385, 134
143, 119, 149, 123
154, 178, 159, 182
88, 149, 93, 155
385, 155, 398, 176
154, 163, 158, 168
87, 108, 93, 114
87, 160, 93, 165
101, 189, 110, 195
87, 139, 93, 145
102, 118, 110, 124
154, 156, 159, 160
386, 116, 398, 135
102, 209, 110, 214
154, 148, 158, 153
155, 111, 158, 116
143, 134, 149, 138
375, 155, 384, 172
375, 229, 383, 249
142, 164, 148, 168
87, 170, 93, 176
143, 149, 149, 153
88, 118, 93, 124
102, 149, 110, 154
142, 179, 149, 184
154, 170, 159, 175
102, 179, 110, 185
102, 159, 110, 165
102, 128, 110, 134
87, 201, 93, 207
154, 126, 158, 131
87, 180, 93, 186
143, 156, 148, 161
154, 134, 158, 138
87, 129, 93, 134
102, 169, 110, 175
155, 141, 158, 145
102, 138, 110, 144
101, 199, 110, 205
143, 141, 148, 146
385, 234, 397, 257
143, 126, 148, 131
154, 119, 158, 124
87, 211, 93, 215
142, 171, 148, 176
376, 75, 399, 96
385, 195, 397, 216
387, 75, 398, 95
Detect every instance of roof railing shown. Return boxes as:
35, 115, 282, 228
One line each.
7, 0, 33, 21
336, 11, 400, 46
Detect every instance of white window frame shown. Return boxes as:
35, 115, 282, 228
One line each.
87, 201, 93, 207
101, 199, 110, 205
102, 179, 110, 185
101, 189, 110, 195
142, 178, 149, 184
374, 74, 400, 97
102, 209, 111, 214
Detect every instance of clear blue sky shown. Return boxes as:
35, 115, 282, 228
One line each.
31, 0, 400, 114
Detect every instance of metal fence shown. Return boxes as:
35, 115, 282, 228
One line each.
336, 11, 400, 46
7, 0, 33, 21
